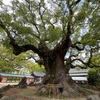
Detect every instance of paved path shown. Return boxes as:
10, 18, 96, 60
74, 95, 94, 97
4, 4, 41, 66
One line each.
0, 83, 18, 88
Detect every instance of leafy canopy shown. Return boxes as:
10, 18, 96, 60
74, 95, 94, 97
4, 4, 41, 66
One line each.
0, 0, 99, 47
0, 0, 100, 68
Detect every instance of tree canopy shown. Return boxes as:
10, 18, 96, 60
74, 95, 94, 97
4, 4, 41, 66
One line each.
0, 0, 99, 71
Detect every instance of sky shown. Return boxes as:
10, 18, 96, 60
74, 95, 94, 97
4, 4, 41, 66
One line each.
3, 0, 11, 5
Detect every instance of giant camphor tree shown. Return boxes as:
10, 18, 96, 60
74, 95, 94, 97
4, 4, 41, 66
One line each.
0, 0, 100, 96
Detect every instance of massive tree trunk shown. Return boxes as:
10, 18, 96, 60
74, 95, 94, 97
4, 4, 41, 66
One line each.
41, 51, 85, 97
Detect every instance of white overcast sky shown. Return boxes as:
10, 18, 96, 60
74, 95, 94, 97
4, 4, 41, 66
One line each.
3, 0, 12, 5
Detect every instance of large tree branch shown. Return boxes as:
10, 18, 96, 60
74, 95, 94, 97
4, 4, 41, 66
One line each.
54, 1, 73, 54
23, 1, 41, 38
10, 43, 40, 55
0, 20, 14, 41
71, 58, 100, 68
70, 48, 94, 67
71, 42, 85, 51
57, 1, 75, 53
54, 22, 72, 55
71, 0, 81, 6
61, 1, 83, 52
71, 58, 87, 65
64, 47, 96, 69
0, 20, 41, 56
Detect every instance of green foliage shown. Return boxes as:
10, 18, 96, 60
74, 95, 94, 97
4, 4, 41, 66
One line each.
81, 1, 100, 46
0, 0, 99, 48
28, 63, 45, 73
81, 31, 99, 46
47, 26, 62, 42
0, 46, 14, 72
0, 43, 26, 73
88, 68, 100, 88
91, 54, 100, 66
0, 0, 100, 72
75, 11, 86, 23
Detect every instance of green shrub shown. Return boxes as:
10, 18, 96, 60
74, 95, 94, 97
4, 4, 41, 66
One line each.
88, 68, 100, 87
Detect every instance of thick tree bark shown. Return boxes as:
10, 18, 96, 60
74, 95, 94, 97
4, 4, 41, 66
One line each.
41, 52, 85, 97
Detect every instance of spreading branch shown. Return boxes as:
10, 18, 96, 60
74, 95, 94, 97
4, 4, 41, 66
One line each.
71, 0, 81, 6
71, 58, 87, 65
64, 45, 99, 69
0, 20, 41, 56
70, 48, 94, 67
71, 42, 85, 51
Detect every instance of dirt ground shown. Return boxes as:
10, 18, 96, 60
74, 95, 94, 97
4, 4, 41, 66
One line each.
0, 86, 100, 100
0, 85, 100, 100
